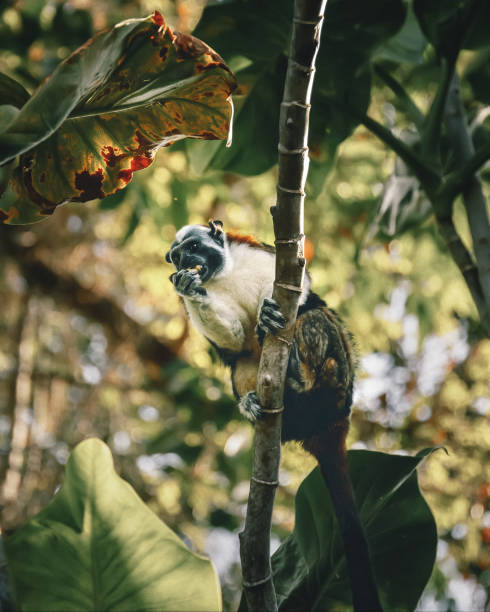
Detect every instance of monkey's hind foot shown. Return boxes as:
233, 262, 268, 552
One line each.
238, 391, 263, 422
256, 297, 286, 344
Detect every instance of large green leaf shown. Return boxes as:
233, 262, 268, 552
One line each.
192, 0, 292, 66
271, 449, 437, 611
373, 4, 427, 65
0, 72, 30, 108
188, 0, 405, 193
4, 438, 222, 612
187, 0, 291, 176
0, 12, 236, 224
466, 48, 490, 105
413, 0, 490, 60
186, 59, 287, 176
307, 0, 406, 195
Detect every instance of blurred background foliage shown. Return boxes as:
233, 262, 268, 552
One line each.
0, 1, 489, 610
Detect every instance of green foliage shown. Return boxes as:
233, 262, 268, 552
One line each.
189, 0, 406, 192
413, 0, 490, 60
0, 12, 236, 224
466, 47, 490, 106
4, 438, 222, 612
188, 0, 490, 246
187, 59, 287, 176
372, 5, 426, 65
189, 1, 291, 176
0, 72, 29, 108
1, 1, 489, 609
271, 450, 438, 611
368, 1, 490, 240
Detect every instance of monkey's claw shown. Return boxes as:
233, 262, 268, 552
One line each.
256, 297, 286, 344
170, 268, 206, 298
238, 391, 263, 422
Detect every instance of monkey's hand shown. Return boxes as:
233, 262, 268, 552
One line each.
170, 269, 207, 299
238, 391, 263, 422
256, 297, 286, 345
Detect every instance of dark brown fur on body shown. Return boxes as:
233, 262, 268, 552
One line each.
228, 290, 381, 610
230, 291, 355, 442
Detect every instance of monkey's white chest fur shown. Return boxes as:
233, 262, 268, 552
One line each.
183, 243, 275, 352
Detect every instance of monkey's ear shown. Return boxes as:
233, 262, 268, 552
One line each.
165, 250, 172, 263
208, 219, 224, 238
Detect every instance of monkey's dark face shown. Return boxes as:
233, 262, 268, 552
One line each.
165, 224, 227, 283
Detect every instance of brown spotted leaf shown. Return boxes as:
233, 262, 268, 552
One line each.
0, 11, 236, 224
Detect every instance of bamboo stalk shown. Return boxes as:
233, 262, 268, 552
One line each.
239, 1, 327, 610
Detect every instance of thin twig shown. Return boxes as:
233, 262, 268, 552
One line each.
238, 1, 326, 610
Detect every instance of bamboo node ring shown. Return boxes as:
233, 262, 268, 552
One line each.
275, 281, 303, 294
277, 185, 304, 195
278, 144, 308, 154
281, 101, 310, 110
242, 574, 273, 588
275, 234, 304, 245
293, 17, 323, 25
251, 476, 279, 486
290, 59, 315, 74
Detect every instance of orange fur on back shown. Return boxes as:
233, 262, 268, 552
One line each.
226, 230, 266, 249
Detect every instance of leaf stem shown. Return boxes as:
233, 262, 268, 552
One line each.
359, 112, 440, 192
441, 73, 490, 331
434, 210, 488, 329
442, 140, 490, 202
420, 57, 455, 160
373, 64, 424, 129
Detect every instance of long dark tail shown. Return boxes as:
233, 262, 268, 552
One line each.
304, 421, 383, 612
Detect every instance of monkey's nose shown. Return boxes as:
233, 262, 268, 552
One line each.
167, 246, 183, 268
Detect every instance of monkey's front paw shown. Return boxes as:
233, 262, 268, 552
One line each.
238, 391, 263, 423
170, 269, 207, 299
256, 297, 286, 344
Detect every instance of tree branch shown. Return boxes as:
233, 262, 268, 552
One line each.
0, 293, 29, 491
1, 296, 37, 528
442, 73, 490, 332
239, 1, 326, 610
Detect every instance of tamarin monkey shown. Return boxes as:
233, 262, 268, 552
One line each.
166, 220, 382, 611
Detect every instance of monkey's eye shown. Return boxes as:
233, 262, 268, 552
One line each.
189, 241, 198, 252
